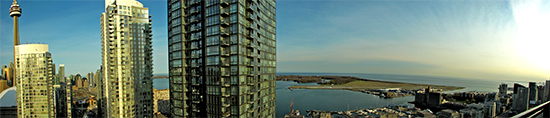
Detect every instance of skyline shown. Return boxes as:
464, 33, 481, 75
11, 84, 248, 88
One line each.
2, 0, 550, 82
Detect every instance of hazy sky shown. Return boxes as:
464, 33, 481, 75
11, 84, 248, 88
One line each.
1, 0, 549, 81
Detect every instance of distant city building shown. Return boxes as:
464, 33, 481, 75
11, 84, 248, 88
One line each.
544, 80, 550, 102
537, 85, 544, 103
53, 84, 68, 117
95, 67, 103, 116
84, 78, 89, 88
87, 72, 94, 88
483, 102, 497, 118
0, 80, 8, 93
529, 82, 538, 102
167, 0, 277, 117
499, 83, 508, 95
69, 74, 75, 85
512, 84, 529, 112
65, 77, 72, 118
15, 44, 55, 117
75, 74, 82, 88
415, 87, 442, 107
2, 64, 14, 87
153, 89, 170, 115
436, 109, 460, 118
100, 0, 154, 117
58, 64, 65, 83
459, 106, 484, 118
53, 65, 63, 85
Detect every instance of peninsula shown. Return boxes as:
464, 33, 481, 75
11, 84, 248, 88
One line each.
277, 75, 465, 98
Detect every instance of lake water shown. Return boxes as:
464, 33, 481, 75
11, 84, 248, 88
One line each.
153, 73, 536, 117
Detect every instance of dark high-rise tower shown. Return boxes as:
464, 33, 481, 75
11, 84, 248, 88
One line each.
167, 0, 277, 117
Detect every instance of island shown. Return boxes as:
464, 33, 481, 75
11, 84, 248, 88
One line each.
277, 75, 465, 98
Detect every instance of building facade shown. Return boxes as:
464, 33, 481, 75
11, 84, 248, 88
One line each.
513, 85, 529, 112
73, 74, 81, 88
499, 83, 507, 95
529, 82, 537, 102
65, 76, 72, 118
167, 0, 277, 117
2, 63, 14, 87
53, 84, 67, 117
56, 64, 65, 85
544, 80, 550, 102
15, 44, 55, 117
100, 0, 154, 117
87, 72, 94, 88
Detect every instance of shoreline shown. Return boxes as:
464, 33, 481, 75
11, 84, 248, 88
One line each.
278, 75, 465, 98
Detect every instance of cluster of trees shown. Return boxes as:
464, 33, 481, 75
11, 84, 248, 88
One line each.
318, 76, 357, 85
153, 75, 169, 79
445, 93, 484, 104
276, 75, 363, 85
276, 75, 322, 83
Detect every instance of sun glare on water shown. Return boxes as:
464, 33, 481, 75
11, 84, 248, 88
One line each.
512, 0, 550, 70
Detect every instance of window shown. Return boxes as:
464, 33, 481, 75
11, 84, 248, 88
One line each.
206, 46, 220, 55
230, 4, 237, 13
172, 34, 182, 43
171, 2, 181, 11
206, 6, 220, 16
206, 36, 219, 46
230, 14, 237, 23
171, 51, 182, 59
206, 26, 219, 36
206, 56, 220, 65
230, 45, 238, 54
171, 60, 182, 67
230, 35, 238, 44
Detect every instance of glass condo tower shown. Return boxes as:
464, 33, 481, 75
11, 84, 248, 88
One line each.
100, 0, 154, 117
167, 0, 277, 117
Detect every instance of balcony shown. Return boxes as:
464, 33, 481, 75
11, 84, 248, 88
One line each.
220, 19, 230, 27
220, 30, 230, 37
513, 101, 550, 118
220, 0, 229, 7
222, 92, 230, 97
222, 102, 230, 107
246, 4, 253, 12
220, 60, 230, 66
246, 51, 254, 57
220, 9, 229, 16
222, 112, 230, 117
245, 23, 253, 30
190, 10, 199, 15
221, 51, 230, 57
221, 71, 230, 77
246, 13, 253, 21
220, 39, 230, 47
222, 81, 230, 87
190, 1, 200, 6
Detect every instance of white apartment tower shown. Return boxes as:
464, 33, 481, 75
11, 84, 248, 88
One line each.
100, 0, 154, 117
15, 44, 55, 117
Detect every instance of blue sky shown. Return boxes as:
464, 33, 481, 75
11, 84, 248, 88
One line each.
1, 0, 550, 81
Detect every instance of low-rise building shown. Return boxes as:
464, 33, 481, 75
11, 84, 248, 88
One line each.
436, 109, 460, 118
153, 89, 170, 115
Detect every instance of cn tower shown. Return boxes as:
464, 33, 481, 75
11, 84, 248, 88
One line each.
9, 0, 21, 86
